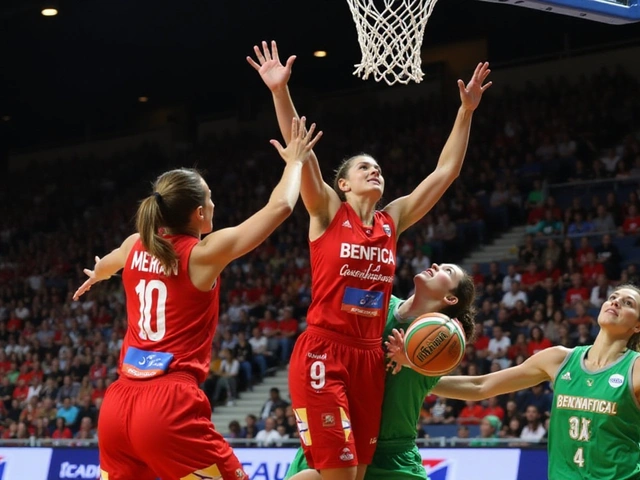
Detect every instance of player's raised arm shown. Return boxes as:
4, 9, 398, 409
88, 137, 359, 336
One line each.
383, 62, 492, 235
194, 117, 322, 272
73, 233, 139, 300
247, 40, 341, 225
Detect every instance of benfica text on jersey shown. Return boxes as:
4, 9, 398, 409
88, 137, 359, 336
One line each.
307, 203, 397, 340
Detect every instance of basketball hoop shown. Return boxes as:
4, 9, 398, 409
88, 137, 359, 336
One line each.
346, 0, 439, 86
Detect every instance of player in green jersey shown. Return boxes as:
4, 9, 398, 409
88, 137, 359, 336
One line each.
389, 284, 640, 480
285, 263, 477, 480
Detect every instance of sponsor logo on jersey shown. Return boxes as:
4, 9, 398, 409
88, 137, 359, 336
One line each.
556, 394, 618, 415
609, 373, 624, 388
382, 224, 391, 236
322, 413, 336, 427
342, 220, 352, 229
586, 379, 594, 387
422, 458, 453, 480
339, 447, 355, 462
341, 287, 384, 317
561, 371, 571, 381
121, 346, 173, 379
369, 437, 377, 444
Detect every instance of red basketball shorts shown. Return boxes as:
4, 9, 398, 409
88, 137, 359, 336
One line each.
98, 371, 247, 480
288, 325, 386, 470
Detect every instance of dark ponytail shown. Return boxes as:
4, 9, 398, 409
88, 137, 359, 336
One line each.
135, 168, 206, 276
441, 272, 477, 343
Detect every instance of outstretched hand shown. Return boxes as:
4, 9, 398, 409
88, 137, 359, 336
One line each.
270, 116, 323, 164
458, 62, 492, 112
247, 40, 296, 93
385, 328, 411, 375
73, 256, 106, 301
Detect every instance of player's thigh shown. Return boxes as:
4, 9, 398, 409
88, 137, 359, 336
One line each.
98, 383, 156, 480
347, 348, 386, 464
290, 335, 357, 469
364, 448, 426, 480
129, 382, 246, 480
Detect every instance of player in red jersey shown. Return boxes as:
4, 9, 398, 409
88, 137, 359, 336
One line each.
248, 41, 491, 480
72, 117, 322, 480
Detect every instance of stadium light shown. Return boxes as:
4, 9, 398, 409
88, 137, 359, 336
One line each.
313, 50, 328, 58
138, 96, 149, 103
41, 7, 58, 16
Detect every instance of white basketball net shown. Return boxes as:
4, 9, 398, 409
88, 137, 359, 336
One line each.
346, 0, 439, 86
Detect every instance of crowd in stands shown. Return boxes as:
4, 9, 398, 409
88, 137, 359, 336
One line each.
0, 65, 638, 446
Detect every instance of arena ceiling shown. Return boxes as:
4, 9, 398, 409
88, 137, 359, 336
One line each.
0, 0, 639, 151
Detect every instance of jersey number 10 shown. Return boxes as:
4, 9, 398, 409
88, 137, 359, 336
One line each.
135, 279, 167, 341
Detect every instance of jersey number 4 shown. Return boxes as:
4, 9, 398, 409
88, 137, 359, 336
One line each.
569, 416, 591, 468
135, 279, 167, 341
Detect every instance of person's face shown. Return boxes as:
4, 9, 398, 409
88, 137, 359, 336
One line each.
413, 263, 464, 304
598, 288, 640, 336
197, 179, 215, 234
339, 156, 385, 199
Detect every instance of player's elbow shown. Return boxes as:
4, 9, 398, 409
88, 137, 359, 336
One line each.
270, 198, 295, 219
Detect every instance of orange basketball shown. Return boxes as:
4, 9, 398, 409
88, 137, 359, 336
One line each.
403, 312, 466, 375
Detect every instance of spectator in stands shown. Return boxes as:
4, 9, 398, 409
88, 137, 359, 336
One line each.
457, 400, 485, 425
541, 238, 561, 268
501, 281, 528, 310
470, 415, 501, 446
574, 323, 594, 347
484, 262, 505, 291
487, 325, 511, 369
528, 209, 563, 237
520, 262, 542, 293
277, 306, 298, 364
256, 417, 282, 447
483, 396, 505, 421
590, 274, 614, 308
568, 302, 595, 328
260, 387, 289, 420
595, 234, 622, 280
224, 421, 243, 440
527, 327, 552, 356
242, 414, 258, 439
567, 212, 595, 238
212, 348, 240, 406
564, 273, 590, 307
622, 205, 640, 235
56, 397, 79, 428
500, 417, 523, 439
519, 405, 546, 441
519, 236, 541, 267
502, 264, 522, 293
75, 416, 97, 440
248, 326, 270, 381
531, 276, 561, 307
233, 331, 254, 391
592, 204, 616, 233
52, 417, 73, 440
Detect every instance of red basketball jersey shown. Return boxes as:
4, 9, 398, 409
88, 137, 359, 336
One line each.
120, 235, 219, 384
307, 203, 397, 339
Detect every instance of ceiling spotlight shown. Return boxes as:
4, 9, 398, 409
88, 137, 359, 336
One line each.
138, 96, 149, 103
313, 50, 327, 58
41, 8, 58, 16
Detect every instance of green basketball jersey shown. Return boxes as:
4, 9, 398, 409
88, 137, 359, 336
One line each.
378, 296, 440, 443
550, 345, 640, 479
